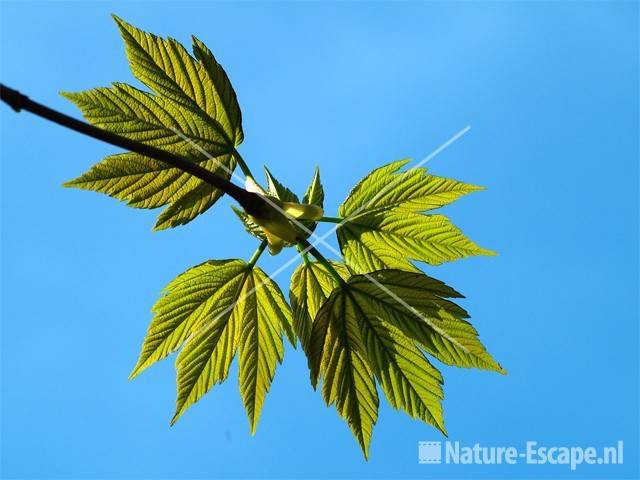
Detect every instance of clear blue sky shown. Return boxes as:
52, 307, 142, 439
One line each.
1, 2, 637, 479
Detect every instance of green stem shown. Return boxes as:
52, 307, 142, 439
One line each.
318, 216, 343, 224
297, 238, 345, 286
232, 148, 254, 179
296, 245, 311, 265
247, 240, 268, 269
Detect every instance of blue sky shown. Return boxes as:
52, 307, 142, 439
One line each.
1, 1, 637, 479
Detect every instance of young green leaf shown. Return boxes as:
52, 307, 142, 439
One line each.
339, 159, 483, 215
345, 270, 505, 373
289, 260, 350, 353
303, 167, 324, 206
170, 260, 249, 424
63, 16, 244, 230
360, 316, 446, 435
337, 160, 494, 273
308, 287, 379, 459
309, 269, 504, 457
112, 15, 242, 147
264, 166, 299, 203
191, 35, 244, 145
62, 85, 236, 230
298, 167, 324, 238
130, 259, 247, 379
129, 257, 293, 432
231, 205, 266, 241
338, 211, 495, 273
238, 268, 295, 433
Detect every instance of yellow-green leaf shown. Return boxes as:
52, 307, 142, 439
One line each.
171, 261, 249, 424
130, 259, 246, 379
298, 167, 324, 238
289, 261, 350, 352
309, 288, 379, 459
264, 166, 298, 203
303, 167, 324, 206
191, 35, 244, 145
308, 269, 504, 457
338, 211, 495, 273
63, 17, 244, 229
170, 263, 293, 427
339, 159, 483, 216
113, 15, 241, 146
129, 258, 292, 432
336, 159, 493, 272
231, 205, 265, 241
348, 270, 505, 373
356, 312, 446, 434
238, 268, 293, 434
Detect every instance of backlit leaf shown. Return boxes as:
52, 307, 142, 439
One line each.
63, 16, 244, 229
289, 261, 350, 352
303, 167, 324, 206
309, 286, 379, 458
129, 258, 292, 432
231, 205, 266, 241
298, 167, 324, 238
113, 15, 241, 146
130, 259, 246, 379
264, 166, 298, 203
308, 269, 504, 457
359, 316, 446, 434
347, 270, 505, 373
338, 210, 495, 273
191, 35, 244, 145
238, 267, 294, 433
337, 159, 494, 273
339, 159, 482, 215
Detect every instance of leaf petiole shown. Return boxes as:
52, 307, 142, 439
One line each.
297, 238, 346, 287
232, 148, 254, 180
318, 216, 343, 224
247, 240, 269, 269
296, 245, 312, 265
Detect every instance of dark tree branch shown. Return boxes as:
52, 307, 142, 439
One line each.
0, 83, 267, 215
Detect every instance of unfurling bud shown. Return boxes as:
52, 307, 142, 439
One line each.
244, 176, 324, 255
282, 202, 324, 221
245, 176, 268, 196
